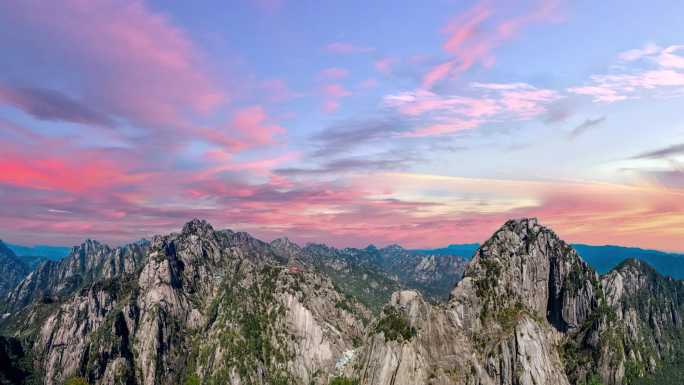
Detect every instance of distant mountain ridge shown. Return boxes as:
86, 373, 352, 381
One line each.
415, 243, 684, 279
1, 218, 683, 384
270, 240, 468, 312
6, 243, 70, 261
0, 241, 31, 298
8, 239, 682, 279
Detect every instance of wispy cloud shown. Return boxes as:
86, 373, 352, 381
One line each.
0, 84, 115, 127
1, 0, 225, 129
321, 83, 352, 113
570, 43, 684, 103
631, 143, 684, 159
568, 117, 606, 139
384, 82, 560, 136
422, 0, 562, 88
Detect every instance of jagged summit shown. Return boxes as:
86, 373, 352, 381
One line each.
181, 218, 215, 235
271, 236, 299, 247
2, 217, 684, 385
381, 244, 405, 252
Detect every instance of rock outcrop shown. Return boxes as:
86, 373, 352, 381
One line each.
5, 239, 149, 309
1, 219, 368, 385
1, 218, 683, 385
0, 240, 31, 299
356, 218, 684, 385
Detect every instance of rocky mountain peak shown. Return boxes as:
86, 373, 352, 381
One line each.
451, 218, 598, 334
270, 237, 302, 261
181, 218, 215, 236
271, 236, 300, 249
381, 244, 404, 252
0, 239, 30, 297
76, 238, 109, 254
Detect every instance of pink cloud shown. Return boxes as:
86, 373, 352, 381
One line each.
385, 90, 499, 117
3, 0, 225, 128
197, 105, 286, 152
325, 42, 375, 54
567, 85, 627, 103
569, 43, 684, 103
323, 84, 352, 99
499, 88, 561, 117
657, 46, 684, 68
321, 84, 352, 113
404, 120, 482, 137
619, 43, 661, 62
319, 67, 349, 80
422, 61, 456, 89
422, 0, 562, 88
0, 142, 146, 193
323, 100, 341, 113
231, 105, 285, 147
374, 57, 396, 74
384, 83, 558, 135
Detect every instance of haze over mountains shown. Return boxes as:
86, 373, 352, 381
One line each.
7, 239, 683, 286
1, 218, 683, 385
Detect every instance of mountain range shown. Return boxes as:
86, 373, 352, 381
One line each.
0, 218, 683, 385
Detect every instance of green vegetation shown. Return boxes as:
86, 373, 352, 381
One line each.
632, 355, 684, 385
184, 373, 201, 385
496, 302, 524, 333
64, 377, 88, 385
328, 376, 359, 385
374, 307, 416, 342
190, 264, 295, 385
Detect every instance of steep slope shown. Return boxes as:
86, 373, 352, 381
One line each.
0, 240, 31, 299
2, 218, 683, 385
285, 242, 468, 312
4, 239, 149, 310
1, 220, 369, 385
284, 242, 404, 312
0, 335, 34, 384
373, 245, 468, 301
356, 218, 684, 385
592, 259, 684, 383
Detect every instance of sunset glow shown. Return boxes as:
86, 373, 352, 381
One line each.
1, 0, 683, 250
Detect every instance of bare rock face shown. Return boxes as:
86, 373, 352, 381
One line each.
454, 218, 598, 334
592, 259, 684, 384
3, 219, 368, 385
2, 218, 684, 385
5, 239, 148, 309
356, 218, 684, 385
0, 240, 30, 298
358, 219, 592, 385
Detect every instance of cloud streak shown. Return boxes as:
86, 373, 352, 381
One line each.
422, 0, 562, 88
0, 85, 115, 127
1, 0, 225, 129
568, 117, 606, 139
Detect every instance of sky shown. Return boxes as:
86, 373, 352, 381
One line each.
1, 0, 683, 251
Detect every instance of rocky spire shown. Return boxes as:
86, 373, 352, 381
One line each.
181, 218, 215, 236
